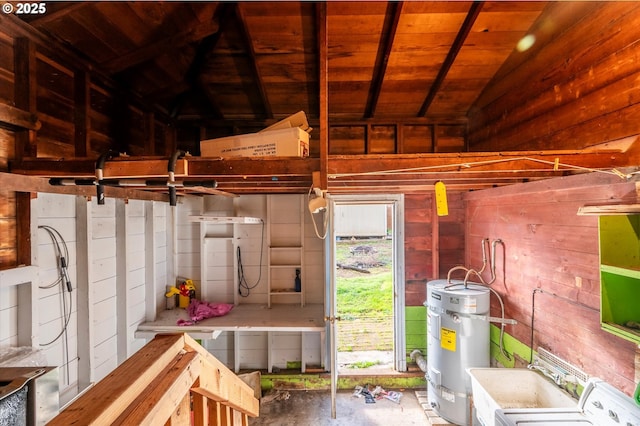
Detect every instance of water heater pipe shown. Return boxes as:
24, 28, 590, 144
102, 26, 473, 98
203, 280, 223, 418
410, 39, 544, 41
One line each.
410, 349, 428, 373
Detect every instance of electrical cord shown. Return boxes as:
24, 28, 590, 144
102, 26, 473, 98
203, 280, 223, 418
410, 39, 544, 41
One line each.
237, 220, 264, 297
38, 225, 72, 386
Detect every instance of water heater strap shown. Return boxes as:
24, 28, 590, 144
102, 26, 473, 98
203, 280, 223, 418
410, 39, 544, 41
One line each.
447, 310, 517, 325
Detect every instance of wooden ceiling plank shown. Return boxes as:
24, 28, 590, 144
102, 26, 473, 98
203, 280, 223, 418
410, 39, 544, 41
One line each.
24, 2, 90, 26
418, 2, 484, 117
101, 19, 221, 74
365, 1, 404, 119
235, 4, 273, 119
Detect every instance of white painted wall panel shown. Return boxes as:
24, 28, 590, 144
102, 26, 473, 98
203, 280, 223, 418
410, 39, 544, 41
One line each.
202, 332, 234, 368
93, 335, 118, 382
92, 276, 116, 304
238, 331, 268, 369
0, 303, 18, 347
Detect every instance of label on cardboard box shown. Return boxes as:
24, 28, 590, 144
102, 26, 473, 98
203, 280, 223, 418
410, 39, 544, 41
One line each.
201, 127, 309, 158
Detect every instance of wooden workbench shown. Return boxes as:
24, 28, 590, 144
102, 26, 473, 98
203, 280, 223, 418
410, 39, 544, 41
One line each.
136, 303, 326, 373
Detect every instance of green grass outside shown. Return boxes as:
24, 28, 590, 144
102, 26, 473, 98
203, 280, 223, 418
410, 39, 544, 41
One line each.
336, 271, 393, 317
336, 239, 394, 352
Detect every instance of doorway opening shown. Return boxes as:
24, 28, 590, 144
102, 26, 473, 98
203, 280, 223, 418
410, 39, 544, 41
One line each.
334, 202, 397, 373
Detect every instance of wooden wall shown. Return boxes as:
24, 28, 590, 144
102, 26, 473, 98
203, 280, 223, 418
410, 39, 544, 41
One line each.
0, 32, 17, 267
404, 192, 466, 307
464, 172, 638, 395
0, 23, 175, 270
328, 122, 465, 155
468, 1, 640, 151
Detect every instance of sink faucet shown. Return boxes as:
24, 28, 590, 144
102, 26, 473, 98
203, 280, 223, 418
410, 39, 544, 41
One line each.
528, 363, 564, 386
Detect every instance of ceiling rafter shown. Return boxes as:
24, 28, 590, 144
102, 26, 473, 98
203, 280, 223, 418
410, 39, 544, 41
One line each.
22, 2, 89, 26
365, 1, 404, 119
418, 1, 484, 117
168, 3, 235, 119
100, 19, 221, 74
234, 4, 273, 119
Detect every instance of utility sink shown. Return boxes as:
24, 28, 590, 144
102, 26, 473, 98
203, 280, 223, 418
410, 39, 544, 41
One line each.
467, 368, 578, 426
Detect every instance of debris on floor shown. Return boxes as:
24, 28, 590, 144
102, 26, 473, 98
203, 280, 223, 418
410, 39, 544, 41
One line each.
352, 385, 403, 404
261, 389, 291, 405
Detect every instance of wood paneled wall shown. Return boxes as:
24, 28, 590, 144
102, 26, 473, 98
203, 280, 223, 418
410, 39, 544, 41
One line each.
0, 24, 176, 270
404, 192, 465, 306
468, 1, 640, 151
464, 173, 638, 395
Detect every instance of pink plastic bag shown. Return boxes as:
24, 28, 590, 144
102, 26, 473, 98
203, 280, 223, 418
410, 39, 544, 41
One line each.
177, 299, 234, 326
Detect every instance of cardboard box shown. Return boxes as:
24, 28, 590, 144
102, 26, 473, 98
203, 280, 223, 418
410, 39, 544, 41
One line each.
200, 127, 310, 158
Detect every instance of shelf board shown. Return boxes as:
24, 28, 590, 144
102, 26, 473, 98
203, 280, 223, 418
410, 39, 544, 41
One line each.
270, 264, 302, 268
270, 289, 302, 294
600, 264, 640, 279
601, 321, 640, 344
578, 204, 640, 215
189, 215, 262, 224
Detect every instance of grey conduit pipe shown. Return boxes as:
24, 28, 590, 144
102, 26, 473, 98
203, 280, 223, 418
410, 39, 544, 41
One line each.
410, 349, 428, 373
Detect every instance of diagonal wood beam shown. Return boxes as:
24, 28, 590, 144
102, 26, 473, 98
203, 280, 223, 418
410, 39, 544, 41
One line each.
365, 1, 404, 119
234, 4, 273, 119
169, 3, 234, 119
23, 2, 89, 26
101, 20, 221, 74
418, 1, 484, 117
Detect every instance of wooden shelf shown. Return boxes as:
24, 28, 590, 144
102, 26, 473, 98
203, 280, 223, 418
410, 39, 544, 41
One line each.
600, 264, 640, 279
599, 215, 640, 344
267, 195, 305, 308
189, 215, 262, 224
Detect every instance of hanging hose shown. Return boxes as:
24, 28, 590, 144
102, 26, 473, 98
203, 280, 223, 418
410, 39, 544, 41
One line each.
37, 225, 72, 386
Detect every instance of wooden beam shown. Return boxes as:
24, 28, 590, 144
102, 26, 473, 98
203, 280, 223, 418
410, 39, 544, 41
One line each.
317, 3, 329, 192
235, 4, 273, 119
48, 334, 188, 425
170, 3, 233, 119
74, 70, 90, 157
0, 172, 169, 202
365, 2, 403, 119
418, 2, 484, 117
327, 150, 634, 175
14, 37, 37, 159
101, 19, 221, 74
0, 103, 41, 131
16, 193, 31, 267
22, 2, 89, 26
12, 157, 189, 178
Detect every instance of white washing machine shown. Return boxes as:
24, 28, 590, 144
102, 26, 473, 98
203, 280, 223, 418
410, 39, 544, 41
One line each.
495, 378, 640, 426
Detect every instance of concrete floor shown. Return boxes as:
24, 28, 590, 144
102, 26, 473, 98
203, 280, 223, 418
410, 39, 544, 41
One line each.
249, 389, 430, 426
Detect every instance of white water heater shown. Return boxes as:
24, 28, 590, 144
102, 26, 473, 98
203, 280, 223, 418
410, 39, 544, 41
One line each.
426, 279, 490, 426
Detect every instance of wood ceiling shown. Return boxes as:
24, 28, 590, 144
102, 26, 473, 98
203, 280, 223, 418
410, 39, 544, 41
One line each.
19, 1, 548, 122
8, 1, 640, 197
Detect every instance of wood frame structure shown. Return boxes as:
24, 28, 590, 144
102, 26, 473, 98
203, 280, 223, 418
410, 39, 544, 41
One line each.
49, 333, 259, 426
